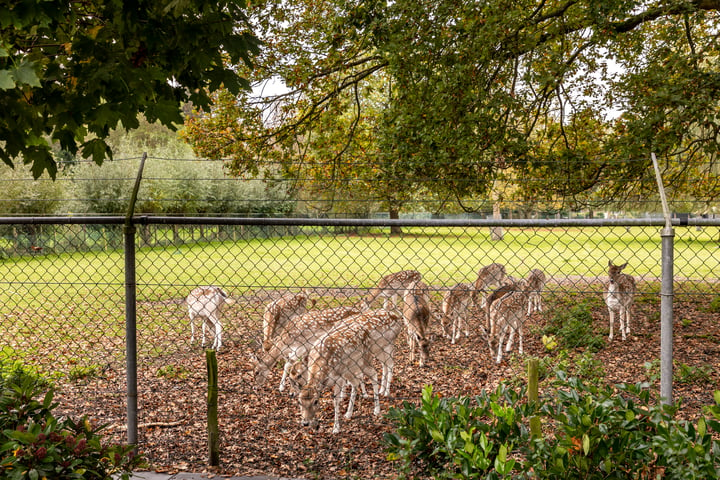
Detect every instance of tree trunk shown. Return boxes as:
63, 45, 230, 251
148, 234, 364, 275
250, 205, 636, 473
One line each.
389, 206, 403, 236
490, 180, 504, 241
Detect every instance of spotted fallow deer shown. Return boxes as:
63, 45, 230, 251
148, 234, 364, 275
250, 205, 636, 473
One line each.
288, 308, 403, 398
359, 269, 422, 311
525, 269, 547, 315
262, 290, 316, 352
441, 282, 474, 344
298, 311, 389, 433
488, 279, 530, 364
473, 263, 507, 326
186, 286, 235, 350
253, 306, 361, 392
401, 280, 431, 366
605, 261, 636, 341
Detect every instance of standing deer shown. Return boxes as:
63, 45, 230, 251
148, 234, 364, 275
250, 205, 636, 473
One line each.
605, 261, 636, 341
525, 269, 547, 315
359, 270, 422, 311
289, 309, 404, 398
488, 280, 530, 364
298, 311, 388, 433
473, 263, 507, 324
402, 280, 431, 366
441, 282, 474, 344
262, 291, 316, 352
186, 286, 235, 350
254, 306, 360, 392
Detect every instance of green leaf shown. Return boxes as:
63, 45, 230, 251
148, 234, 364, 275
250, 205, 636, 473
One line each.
698, 417, 706, 438
582, 433, 590, 455
0, 69, 15, 89
13, 60, 41, 87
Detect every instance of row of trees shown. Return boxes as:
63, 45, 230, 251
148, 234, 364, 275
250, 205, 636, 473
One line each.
182, 0, 720, 224
0, 120, 294, 217
3, 1, 719, 221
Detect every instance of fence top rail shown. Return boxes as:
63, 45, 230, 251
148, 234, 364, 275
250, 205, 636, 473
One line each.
0, 215, 718, 227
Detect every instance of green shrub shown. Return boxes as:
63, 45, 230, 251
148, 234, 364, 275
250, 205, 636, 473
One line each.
385, 374, 720, 479
0, 363, 144, 479
543, 302, 605, 352
384, 384, 530, 479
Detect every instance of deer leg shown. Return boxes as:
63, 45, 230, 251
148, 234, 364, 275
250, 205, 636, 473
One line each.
344, 383, 357, 419
201, 318, 208, 347
332, 384, 343, 434
279, 358, 296, 392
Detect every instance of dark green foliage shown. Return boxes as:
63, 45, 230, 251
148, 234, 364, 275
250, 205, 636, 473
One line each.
385, 375, 720, 479
1, 0, 259, 178
543, 302, 606, 352
0, 362, 144, 479
384, 384, 531, 479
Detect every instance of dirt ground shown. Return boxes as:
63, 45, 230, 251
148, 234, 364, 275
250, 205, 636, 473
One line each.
52, 286, 720, 479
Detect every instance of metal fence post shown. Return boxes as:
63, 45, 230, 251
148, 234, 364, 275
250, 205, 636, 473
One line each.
124, 223, 138, 447
652, 153, 675, 405
125, 154, 147, 447
660, 226, 674, 405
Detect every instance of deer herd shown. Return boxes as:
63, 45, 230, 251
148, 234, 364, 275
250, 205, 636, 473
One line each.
185, 260, 637, 433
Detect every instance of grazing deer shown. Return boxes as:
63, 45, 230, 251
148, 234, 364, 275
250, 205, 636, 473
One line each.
298, 311, 387, 433
485, 278, 521, 339
473, 263, 507, 316
488, 280, 530, 364
186, 286, 235, 350
605, 261, 636, 341
262, 291, 316, 351
359, 270, 422, 311
441, 282, 474, 344
254, 306, 360, 392
401, 280, 431, 366
289, 309, 403, 398
526, 269, 547, 315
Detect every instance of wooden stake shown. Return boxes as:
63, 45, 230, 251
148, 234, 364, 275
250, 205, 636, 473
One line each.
207, 349, 219, 466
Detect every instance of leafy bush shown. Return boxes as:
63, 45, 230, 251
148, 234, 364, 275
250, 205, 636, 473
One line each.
384, 384, 530, 479
543, 302, 605, 352
385, 373, 720, 479
0, 363, 144, 479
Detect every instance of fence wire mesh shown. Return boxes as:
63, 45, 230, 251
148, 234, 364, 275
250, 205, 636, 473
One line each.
1, 217, 718, 478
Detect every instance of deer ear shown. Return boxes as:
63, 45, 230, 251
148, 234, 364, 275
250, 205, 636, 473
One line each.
620, 263, 627, 269
608, 259, 613, 268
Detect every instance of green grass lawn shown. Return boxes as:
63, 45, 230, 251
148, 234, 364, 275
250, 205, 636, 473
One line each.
0, 224, 716, 373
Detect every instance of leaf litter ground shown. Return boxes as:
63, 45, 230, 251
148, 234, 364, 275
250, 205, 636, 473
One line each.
51, 287, 719, 479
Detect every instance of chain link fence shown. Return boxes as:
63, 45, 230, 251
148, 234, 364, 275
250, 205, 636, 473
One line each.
1, 216, 718, 478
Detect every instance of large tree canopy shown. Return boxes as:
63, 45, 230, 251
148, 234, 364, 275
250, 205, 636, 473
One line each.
1, 0, 259, 179
184, 0, 720, 214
